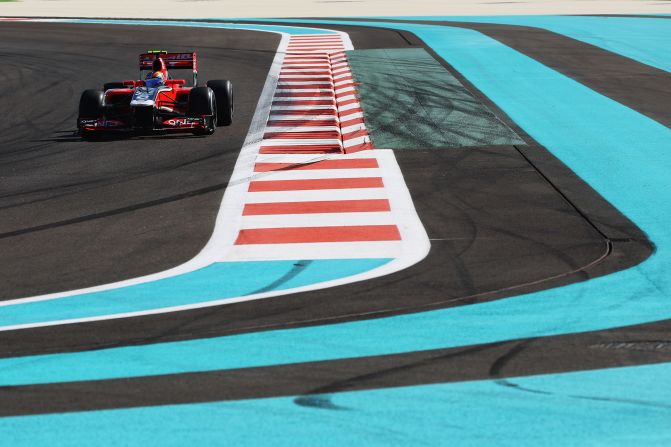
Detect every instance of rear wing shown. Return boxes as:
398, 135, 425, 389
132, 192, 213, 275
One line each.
139, 50, 198, 85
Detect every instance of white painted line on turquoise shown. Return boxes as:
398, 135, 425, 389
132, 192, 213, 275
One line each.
0, 259, 391, 331
2, 362, 670, 447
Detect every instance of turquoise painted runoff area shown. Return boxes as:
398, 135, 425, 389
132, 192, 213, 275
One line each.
377, 15, 671, 73
2, 19, 671, 388
3, 362, 671, 446
0, 259, 390, 328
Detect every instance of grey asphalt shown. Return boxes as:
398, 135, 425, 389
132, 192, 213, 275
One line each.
0, 22, 278, 299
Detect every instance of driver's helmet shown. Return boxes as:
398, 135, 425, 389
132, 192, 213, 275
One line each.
145, 58, 167, 87
145, 71, 165, 85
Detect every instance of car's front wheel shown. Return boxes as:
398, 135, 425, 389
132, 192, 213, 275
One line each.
187, 86, 217, 135
206, 80, 233, 126
78, 89, 104, 139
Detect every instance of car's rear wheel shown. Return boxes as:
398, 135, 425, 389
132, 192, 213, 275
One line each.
206, 80, 233, 126
188, 86, 216, 135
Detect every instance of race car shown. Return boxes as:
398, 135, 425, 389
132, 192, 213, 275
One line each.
77, 50, 233, 137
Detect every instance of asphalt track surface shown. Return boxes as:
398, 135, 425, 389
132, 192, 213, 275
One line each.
0, 18, 668, 419
0, 22, 278, 298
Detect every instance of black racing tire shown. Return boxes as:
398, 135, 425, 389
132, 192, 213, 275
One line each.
188, 86, 217, 135
207, 80, 233, 126
78, 89, 104, 139
103, 82, 125, 91
79, 89, 104, 119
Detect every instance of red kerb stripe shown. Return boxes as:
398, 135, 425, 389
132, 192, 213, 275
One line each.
259, 145, 342, 154
267, 120, 338, 127
263, 131, 341, 139
254, 159, 378, 172
243, 199, 390, 215
248, 177, 384, 191
279, 79, 333, 84
235, 225, 401, 244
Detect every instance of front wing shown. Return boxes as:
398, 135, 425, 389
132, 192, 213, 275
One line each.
78, 116, 212, 133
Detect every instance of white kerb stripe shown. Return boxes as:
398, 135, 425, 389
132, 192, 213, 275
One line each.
251, 168, 381, 180
260, 139, 343, 147
341, 123, 366, 134
277, 81, 333, 86
272, 96, 334, 102
240, 212, 396, 229
338, 102, 362, 112
246, 188, 388, 204
275, 89, 334, 94
270, 105, 337, 111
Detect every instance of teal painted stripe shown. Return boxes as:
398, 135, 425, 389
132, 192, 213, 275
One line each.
2, 362, 670, 446
373, 15, 671, 73
0, 259, 390, 328
2, 20, 669, 387
70, 19, 338, 35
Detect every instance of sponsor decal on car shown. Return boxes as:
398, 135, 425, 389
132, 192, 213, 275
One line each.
162, 117, 203, 127
130, 87, 159, 107
79, 119, 125, 128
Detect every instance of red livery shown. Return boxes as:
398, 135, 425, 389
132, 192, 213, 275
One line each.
77, 50, 233, 137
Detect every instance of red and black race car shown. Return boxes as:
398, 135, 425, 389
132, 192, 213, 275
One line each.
77, 50, 233, 137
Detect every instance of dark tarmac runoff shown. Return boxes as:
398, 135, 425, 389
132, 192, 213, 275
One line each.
0, 19, 669, 417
